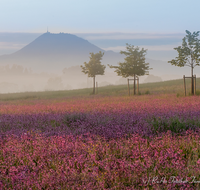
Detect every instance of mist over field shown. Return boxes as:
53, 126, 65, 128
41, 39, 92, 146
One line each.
0, 32, 199, 94
0, 64, 130, 93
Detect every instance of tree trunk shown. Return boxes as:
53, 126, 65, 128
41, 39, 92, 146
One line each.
127, 79, 130, 96
133, 74, 136, 95
96, 82, 98, 94
93, 76, 95, 94
191, 59, 194, 95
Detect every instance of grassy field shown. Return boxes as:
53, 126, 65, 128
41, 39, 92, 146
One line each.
0, 77, 200, 101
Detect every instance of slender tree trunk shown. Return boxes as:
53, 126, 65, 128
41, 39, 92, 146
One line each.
137, 77, 139, 95
127, 79, 130, 96
93, 76, 95, 94
96, 82, 98, 94
191, 59, 194, 95
133, 74, 136, 95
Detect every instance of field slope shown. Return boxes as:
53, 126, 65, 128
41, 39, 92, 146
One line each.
0, 77, 199, 101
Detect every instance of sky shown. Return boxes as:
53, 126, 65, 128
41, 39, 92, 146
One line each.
1, 0, 200, 33
0, 0, 200, 61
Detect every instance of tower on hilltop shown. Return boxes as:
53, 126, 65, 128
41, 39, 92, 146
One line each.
46, 27, 50, 33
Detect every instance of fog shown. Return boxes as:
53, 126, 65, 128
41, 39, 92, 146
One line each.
0, 64, 185, 94
0, 32, 199, 94
0, 64, 124, 93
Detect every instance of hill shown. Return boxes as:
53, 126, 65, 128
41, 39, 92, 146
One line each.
0, 32, 124, 73
0, 32, 196, 78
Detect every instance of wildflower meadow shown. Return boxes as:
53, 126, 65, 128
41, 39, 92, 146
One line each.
1, 94, 200, 189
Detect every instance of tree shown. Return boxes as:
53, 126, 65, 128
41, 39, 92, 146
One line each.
45, 77, 63, 91
168, 30, 200, 95
108, 43, 151, 95
80, 51, 106, 94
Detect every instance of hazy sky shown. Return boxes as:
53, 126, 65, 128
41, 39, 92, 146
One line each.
1, 0, 200, 61
1, 0, 200, 33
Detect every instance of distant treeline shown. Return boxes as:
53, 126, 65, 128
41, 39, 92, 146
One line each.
0, 64, 33, 75
0, 64, 85, 76
0, 64, 56, 78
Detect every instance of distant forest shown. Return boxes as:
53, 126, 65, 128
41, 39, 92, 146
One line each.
0, 64, 33, 75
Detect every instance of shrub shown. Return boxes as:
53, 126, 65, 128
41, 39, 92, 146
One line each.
195, 90, 200, 96
145, 90, 150, 95
64, 113, 87, 127
149, 117, 200, 135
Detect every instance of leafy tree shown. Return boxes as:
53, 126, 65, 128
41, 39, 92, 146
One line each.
168, 30, 200, 95
108, 43, 151, 95
81, 51, 106, 94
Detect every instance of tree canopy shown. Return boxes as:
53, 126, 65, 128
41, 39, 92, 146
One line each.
81, 51, 105, 77
168, 30, 200, 69
108, 43, 151, 77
